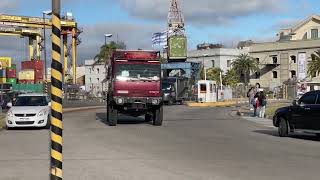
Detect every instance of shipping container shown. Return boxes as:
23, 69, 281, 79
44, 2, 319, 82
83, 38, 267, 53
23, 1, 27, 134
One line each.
0, 78, 6, 84
12, 84, 44, 93
0, 57, 12, 68
0, 69, 6, 78
18, 70, 35, 80
21, 60, 44, 70
6, 78, 17, 84
34, 69, 44, 81
6, 68, 16, 78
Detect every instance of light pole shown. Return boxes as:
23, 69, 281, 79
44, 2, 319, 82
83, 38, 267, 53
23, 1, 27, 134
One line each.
102, 34, 112, 95
42, 10, 52, 84
202, 54, 209, 81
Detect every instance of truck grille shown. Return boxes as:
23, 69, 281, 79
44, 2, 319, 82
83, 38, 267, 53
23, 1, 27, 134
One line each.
16, 121, 35, 125
15, 114, 36, 117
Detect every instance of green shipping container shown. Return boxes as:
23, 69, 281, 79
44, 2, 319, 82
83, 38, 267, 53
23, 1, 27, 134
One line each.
12, 84, 44, 93
168, 35, 187, 60
7, 78, 17, 84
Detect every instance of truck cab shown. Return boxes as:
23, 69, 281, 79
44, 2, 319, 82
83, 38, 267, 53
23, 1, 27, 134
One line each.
106, 50, 163, 126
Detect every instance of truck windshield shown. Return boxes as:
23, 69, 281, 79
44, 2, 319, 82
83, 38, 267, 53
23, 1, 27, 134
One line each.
116, 64, 160, 81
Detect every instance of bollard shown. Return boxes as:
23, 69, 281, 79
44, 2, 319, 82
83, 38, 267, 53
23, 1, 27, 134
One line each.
50, 0, 63, 179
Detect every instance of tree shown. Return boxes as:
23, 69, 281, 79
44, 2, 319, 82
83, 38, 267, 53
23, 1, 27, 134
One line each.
206, 67, 223, 83
94, 41, 126, 64
224, 69, 240, 87
231, 53, 259, 85
308, 50, 320, 77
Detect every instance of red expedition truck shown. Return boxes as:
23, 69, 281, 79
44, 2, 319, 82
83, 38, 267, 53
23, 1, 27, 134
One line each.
105, 50, 163, 126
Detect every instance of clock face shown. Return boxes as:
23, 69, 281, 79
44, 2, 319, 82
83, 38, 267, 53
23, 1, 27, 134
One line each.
169, 36, 187, 59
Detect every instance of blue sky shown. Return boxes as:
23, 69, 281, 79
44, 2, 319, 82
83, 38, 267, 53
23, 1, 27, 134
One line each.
0, 0, 320, 63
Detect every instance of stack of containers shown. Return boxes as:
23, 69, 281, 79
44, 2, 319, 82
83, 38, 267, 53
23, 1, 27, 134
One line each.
20, 60, 44, 84
6, 64, 17, 84
0, 69, 6, 83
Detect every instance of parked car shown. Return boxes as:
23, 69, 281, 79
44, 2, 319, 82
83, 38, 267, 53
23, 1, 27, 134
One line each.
273, 90, 320, 137
6, 93, 51, 130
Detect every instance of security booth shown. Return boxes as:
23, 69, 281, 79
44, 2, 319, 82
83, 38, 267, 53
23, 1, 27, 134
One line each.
197, 80, 217, 103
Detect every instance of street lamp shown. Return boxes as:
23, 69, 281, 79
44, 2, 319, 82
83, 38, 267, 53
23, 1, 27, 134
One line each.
42, 10, 52, 83
104, 33, 113, 46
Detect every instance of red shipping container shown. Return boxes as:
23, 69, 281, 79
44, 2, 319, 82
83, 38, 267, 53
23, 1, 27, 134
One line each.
21, 61, 34, 70
6, 68, 16, 78
21, 60, 44, 70
34, 60, 44, 70
34, 69, 44, 81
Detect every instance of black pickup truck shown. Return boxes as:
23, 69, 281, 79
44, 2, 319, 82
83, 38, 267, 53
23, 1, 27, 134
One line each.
273, 90, 320, 137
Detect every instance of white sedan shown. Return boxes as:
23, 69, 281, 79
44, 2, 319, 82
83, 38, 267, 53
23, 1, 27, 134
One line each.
6, 93, 51, 129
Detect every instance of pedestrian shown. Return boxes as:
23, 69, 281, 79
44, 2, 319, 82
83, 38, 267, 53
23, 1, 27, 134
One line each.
253, 91, 260, 117
258, 89, 267, 118
247, 87, 255, 111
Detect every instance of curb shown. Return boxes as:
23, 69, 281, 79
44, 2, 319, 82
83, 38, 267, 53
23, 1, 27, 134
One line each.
186, 101, 237, 107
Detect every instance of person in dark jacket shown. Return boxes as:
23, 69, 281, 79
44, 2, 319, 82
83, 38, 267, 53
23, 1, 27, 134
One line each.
258, 89, 267, 118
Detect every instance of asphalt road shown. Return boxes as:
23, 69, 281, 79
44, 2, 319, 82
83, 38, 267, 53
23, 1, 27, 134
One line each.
0, 106, 320, 180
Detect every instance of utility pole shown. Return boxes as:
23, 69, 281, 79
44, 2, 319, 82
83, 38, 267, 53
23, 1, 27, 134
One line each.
50, 0, 63, 179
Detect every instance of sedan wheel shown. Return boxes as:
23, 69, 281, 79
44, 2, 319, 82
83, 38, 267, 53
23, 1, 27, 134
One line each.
278, 118, 289, 137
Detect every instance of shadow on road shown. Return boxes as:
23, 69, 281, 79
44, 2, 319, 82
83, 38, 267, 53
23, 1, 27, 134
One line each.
254, 130, 320, 142
96, 113, 149, 125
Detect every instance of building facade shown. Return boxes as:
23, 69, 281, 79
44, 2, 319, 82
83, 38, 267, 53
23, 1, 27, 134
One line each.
187, 48, 247, 74
85, 60, 107, 97
248, 15, 320, 91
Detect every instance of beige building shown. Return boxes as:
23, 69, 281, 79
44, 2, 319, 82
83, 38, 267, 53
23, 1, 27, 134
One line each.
248, 15, 320, 90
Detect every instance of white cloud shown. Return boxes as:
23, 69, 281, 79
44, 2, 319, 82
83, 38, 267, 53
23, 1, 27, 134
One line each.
0, 0, 19, 13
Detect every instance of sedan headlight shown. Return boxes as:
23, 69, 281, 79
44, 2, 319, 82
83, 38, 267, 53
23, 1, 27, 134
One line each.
116, 98, 124, 105
7, 110, 14, 118
38, 109, 48, 117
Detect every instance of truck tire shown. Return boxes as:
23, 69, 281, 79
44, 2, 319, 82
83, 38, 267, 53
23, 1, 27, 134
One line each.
278, 117, 289, 137
107, 105, 118, 126
145, 114, 152, 122
153, 106, 163, 126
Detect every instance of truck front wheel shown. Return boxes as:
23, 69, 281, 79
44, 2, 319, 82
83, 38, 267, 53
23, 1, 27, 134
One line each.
107, 105, 118, 126
153, 106, 163, 126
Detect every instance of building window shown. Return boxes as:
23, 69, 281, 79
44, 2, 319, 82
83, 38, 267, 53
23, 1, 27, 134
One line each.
97, 78, 100, 83
256, 58, 260, 64
303, 32, 308, 39
291, 70, 296, 78
212, 60, 215, 67
89, 68, 92, 73
97, 68, 100, 74
311, 29, 318, 39
273, 71, 278, 79
255, 72, 261, 79
89, 78, 92, 83
272, 56, 278, 64
290, 55, 296, 63
227, 60, 232, 68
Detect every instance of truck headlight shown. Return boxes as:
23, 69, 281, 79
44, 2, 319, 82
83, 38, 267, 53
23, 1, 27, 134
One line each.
152, 99, 159, 105
38, 109, 48, 117
116, 98, 124, 104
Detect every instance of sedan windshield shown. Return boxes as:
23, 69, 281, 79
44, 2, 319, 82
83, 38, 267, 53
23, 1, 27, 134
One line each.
14, 96, 48, 106
116, 64, 160, 81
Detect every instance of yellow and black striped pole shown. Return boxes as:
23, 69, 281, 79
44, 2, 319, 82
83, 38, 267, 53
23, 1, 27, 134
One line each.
50, 0, 63, 179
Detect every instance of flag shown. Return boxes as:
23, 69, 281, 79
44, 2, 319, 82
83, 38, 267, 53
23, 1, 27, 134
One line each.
152, 31, 167, 46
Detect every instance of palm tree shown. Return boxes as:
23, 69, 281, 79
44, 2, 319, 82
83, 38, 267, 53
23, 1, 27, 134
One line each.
94, 41, 126, 65
224, 69, 240, 87
231, 54, 259, 85
308, 50, 320, 77
206, 67, 223, 83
